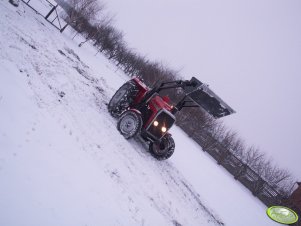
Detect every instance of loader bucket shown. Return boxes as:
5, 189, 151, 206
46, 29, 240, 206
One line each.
184, 77, 235, 118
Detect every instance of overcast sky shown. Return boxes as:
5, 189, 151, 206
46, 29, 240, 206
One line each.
104, 0, 301, 179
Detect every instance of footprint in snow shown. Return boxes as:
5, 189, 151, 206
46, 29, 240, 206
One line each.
58, 91, 65, 98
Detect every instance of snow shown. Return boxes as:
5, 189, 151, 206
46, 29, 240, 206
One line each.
0, 1, 281, 225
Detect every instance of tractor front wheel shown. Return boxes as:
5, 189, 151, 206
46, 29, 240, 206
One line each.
117, 110, 142, 139
149, 134, 175, 160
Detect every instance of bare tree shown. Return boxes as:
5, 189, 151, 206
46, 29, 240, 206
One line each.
104, 31, 124, 59
242, 146, 265, 170
61, 0, 105, 36
66, 0, 104, 23
93, 24, 123, 58
259, 160, 295, 196
78, 21, 99, 47
220, 130, 237, 150
201, 122, 226, 151
230, 136, 246, 158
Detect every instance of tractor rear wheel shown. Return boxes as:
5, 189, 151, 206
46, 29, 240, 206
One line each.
149, 134, 175, 160
108, 81, 138, 117
117, 110, 142, 139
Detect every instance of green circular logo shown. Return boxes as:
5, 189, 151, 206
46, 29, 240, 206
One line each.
267, 206, 299, 224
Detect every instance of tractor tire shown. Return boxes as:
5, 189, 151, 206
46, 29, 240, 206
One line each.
108, 81, 138, 118
149, 134, 175, 160
117, 110, 142, 139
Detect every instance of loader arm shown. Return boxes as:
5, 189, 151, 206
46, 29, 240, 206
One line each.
159, 77, 236, 119
136, 77, 235, 119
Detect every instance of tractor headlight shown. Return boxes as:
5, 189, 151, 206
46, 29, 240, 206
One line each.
161, 126, 167, 133
153, 121, 159, 127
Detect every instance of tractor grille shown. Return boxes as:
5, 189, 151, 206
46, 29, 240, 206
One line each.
146, 110, 175, 140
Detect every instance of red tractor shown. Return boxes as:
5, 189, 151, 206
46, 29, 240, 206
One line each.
108, 77, 235, 160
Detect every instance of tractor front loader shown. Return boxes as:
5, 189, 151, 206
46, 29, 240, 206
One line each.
108, 77, 235, 160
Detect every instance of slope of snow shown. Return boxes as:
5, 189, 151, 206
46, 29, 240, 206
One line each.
0, 1, 279, 226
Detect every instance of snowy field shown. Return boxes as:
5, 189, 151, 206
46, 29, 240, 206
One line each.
0, 1, 279, 225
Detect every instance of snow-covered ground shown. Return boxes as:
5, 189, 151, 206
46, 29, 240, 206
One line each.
0, 1, 280, 225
